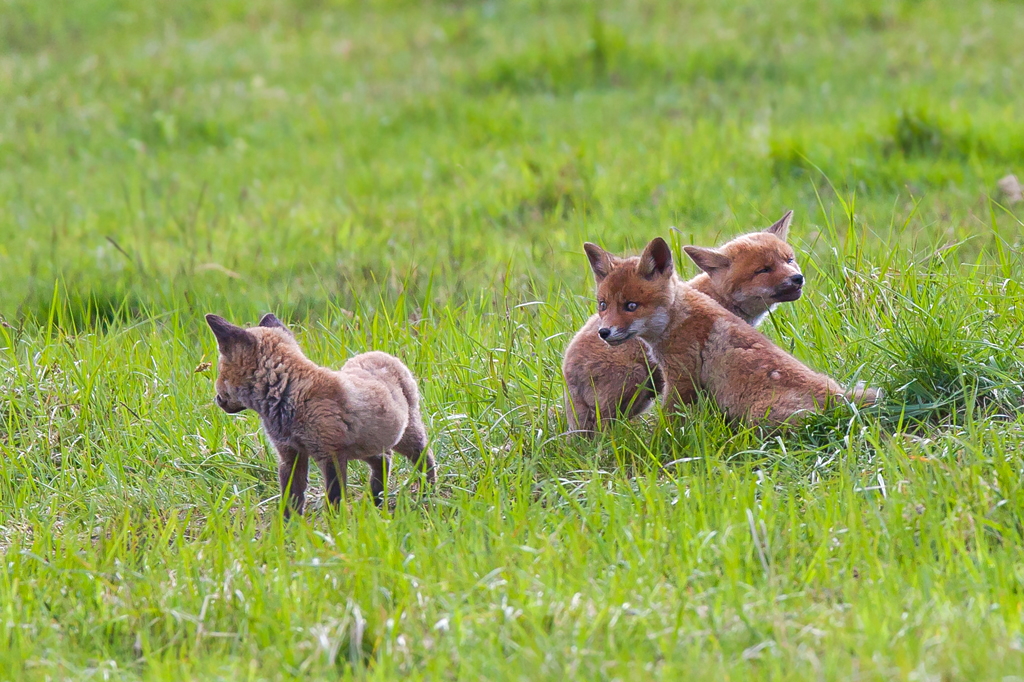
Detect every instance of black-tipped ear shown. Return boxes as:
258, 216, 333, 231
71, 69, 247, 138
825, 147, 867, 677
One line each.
683, 246, 732, 275
764, 210, 794, 240
205, 314, 253, 352
638, 237, 673, 280
584, 242, 614, 283
258, 313, 286, 329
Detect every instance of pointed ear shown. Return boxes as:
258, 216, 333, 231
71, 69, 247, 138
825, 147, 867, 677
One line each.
258, 313, 286, 330
583, 242, 614, 283
683, 246, 732, 275
205, 314, 253, 352
764, 210, 794, 240
638, 237, 674, 279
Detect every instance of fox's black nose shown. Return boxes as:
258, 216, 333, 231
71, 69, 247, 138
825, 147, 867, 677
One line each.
598, 327, 611, 340
790, 274, 804, 286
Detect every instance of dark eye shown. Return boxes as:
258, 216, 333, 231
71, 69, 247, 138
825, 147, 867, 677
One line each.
625, 302, 638, 312
786, 257, 795, 264
599, 300, 607, 311
756, 266, 772, 275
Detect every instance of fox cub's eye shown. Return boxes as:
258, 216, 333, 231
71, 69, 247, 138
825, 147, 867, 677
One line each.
625, 302, 638, 312
756, 266, 773, 275
786, 257, 795, 264
599, 300, 607, 311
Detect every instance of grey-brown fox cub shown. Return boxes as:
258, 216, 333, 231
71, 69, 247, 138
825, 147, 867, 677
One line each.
206, 313, 435, 515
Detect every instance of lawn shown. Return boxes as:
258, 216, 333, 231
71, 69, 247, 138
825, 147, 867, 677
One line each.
2, 0, 1024, 679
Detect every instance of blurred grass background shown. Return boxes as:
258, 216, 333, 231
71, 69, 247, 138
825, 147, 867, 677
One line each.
2, 0, 1022, 321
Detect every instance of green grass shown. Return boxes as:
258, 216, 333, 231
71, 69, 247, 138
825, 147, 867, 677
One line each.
2, 0, 1024, 678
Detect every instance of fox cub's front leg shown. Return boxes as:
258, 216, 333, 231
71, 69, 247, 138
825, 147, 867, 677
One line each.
277, 446, 309, 518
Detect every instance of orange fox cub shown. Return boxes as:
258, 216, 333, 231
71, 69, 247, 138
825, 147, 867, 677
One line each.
563, 211, 804, 431
205, 313, 435, 515
580, 238, 878, 425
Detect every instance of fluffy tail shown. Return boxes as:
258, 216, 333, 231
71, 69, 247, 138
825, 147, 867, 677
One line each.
847, 381, 882, 406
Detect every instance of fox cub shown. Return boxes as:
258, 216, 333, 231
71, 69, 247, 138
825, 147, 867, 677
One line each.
206, 313, 436, 515
563, 211, 803, 431
580, 238, 878, 425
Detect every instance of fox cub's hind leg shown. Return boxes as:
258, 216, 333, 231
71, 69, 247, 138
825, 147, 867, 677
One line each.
394, 411, 436, 486
367, 454, 390, 508
316, 457, 348, 507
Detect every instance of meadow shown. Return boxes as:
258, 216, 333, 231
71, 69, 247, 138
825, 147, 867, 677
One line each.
2, 0, 1024, 678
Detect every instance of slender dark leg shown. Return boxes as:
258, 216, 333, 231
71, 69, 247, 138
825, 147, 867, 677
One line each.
316, 457, 347, 507
368, 454, 390, 508
277, 448, 309, 518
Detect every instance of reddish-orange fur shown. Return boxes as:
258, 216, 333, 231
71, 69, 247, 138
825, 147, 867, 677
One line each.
563, 212, 805, 431
578, 237, 878, 425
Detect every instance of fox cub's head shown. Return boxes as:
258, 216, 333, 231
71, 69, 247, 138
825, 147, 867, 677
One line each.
683, 210, 803, 318
583, 237, 676, 346
205, 313, 296, 414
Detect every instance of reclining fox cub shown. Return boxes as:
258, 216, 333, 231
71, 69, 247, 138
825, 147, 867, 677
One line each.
572, 228, 877, 426
563, 211, 806, 430
206, 313, 435, 516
